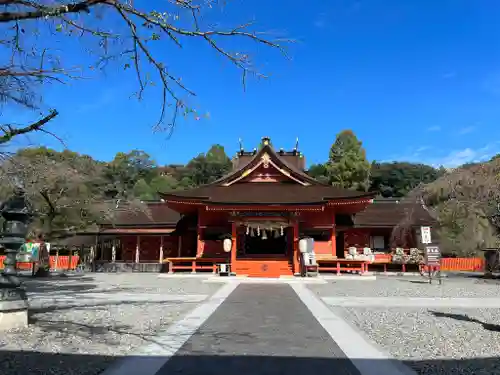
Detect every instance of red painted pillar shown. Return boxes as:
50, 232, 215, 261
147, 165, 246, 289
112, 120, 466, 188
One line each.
231, 222, 237, 266
293, 220, 300, 275
331, 212, 336, 257
196, 214, 203, 257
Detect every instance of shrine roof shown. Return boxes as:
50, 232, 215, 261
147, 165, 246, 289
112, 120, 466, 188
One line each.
353, 198, 435, 227
161, 184, 374, 205
103, 202, 180, 227
160, 137, 376, 205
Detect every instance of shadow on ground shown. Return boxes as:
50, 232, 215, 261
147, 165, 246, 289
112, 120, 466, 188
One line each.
0, 350, 499, 375
20, 274, 138, 296
430, 310, 500, 332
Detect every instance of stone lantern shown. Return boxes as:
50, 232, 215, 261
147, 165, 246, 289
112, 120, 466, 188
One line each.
0, 187, 32, 329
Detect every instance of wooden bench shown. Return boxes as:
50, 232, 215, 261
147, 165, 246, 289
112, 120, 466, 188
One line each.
316, 257, 369, 275
164, 257, 229, 273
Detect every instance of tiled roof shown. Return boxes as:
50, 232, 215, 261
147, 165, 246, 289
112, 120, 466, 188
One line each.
107, 202, 180, 227
160, 137, 376, 204
162, 184, 374, 204
354, 199, 435, 227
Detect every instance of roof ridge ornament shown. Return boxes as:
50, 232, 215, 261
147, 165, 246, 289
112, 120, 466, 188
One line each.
261, 136, 271, 146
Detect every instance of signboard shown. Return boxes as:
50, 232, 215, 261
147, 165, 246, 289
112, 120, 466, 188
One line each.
421, 226, 432, 244
18, 242, 41, 262
425, 245, 441, 266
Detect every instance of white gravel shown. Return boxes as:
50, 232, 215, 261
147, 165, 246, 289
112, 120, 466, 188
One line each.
310, 276, 500, 298
336, 306, 500, 375
0, 274, 222, 375
312, 277, 500, 375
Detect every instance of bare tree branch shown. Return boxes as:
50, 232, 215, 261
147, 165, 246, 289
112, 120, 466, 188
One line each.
1, 0, 291, 143
0, 109, 58, 144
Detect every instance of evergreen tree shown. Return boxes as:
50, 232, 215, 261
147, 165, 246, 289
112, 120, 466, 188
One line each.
326, 130, 371, 191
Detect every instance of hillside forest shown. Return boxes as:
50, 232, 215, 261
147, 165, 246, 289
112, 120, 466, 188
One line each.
1, 130, 499, 257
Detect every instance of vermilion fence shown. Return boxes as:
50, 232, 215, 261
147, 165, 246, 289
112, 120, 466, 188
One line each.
0, 255, 486, 272
440, 257, 484, 272
0, 255, 80, 270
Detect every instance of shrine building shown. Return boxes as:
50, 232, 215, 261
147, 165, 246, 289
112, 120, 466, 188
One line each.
95, 137, 434, 277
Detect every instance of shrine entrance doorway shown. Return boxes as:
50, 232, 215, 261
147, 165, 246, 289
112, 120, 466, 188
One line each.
243, 227, 289, 257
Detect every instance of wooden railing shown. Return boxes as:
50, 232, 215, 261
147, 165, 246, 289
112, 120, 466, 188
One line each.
441, 257, 484, 272
0, 255, 80, 270
316, 258, 368, 275
164, 257, 228, 273
367, 256, 484, 273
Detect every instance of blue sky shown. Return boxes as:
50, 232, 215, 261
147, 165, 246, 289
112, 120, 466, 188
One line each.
5, 0, 500, 168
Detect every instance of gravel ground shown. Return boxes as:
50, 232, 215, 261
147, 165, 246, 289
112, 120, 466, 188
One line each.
0, 274, 222, 375
312, 277, 500, 375
310, 276, 500, 298
336, 306, 500, 375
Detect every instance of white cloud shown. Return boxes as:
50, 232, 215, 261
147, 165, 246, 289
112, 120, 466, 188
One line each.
442, 71, 457, 79
427, 126, 441, 132
428, 144, 500, 167
384, 142, 500, 168
313, 13, 328, 28
458, 125, 476, 135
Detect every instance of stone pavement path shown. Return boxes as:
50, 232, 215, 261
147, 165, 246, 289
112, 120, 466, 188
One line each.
156, 284, 360, 375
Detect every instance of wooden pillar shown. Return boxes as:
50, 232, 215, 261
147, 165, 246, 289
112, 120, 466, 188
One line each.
331, 213, 336, 257
111, 240, 116, 263
135, 236, 141, 264
196, 214, 203, 257
231, 222, 237, 265
293, 220, 300, 275
159, 235, 164, 263
177, 235, 182, 257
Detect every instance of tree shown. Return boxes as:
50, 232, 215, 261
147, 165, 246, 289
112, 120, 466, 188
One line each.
370, 162, 442, 197
0, 147, 144, 240
0, 1, 289, 144
103, 150, 157, 198
411, 159, 500, 256
326, 130, 371, 191
186, 144, 232, 186
149, 174, 180, 194
132, 178, 154, 201
307, 163, 329, 184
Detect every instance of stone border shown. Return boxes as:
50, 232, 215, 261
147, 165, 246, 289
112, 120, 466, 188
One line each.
100, 282, 239, 375
292, 283, 417, 375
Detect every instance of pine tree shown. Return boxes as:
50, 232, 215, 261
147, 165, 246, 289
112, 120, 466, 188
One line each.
326, 130, 371, 191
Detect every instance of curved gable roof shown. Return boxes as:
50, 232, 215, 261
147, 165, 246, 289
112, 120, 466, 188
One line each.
211, 138, 322, 186
159, 137, 376, 205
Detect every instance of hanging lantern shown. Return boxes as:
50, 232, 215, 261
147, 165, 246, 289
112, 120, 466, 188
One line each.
246, 226, 250, 235
250, 228, 255, 237
274, 230, 279, 238
280, 226, 284, 236
223, 238, 232, 253
262, 230, 267, 240
257, 226, 260, 236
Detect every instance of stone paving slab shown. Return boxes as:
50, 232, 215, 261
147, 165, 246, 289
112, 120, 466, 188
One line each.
155, 283, 360, 375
